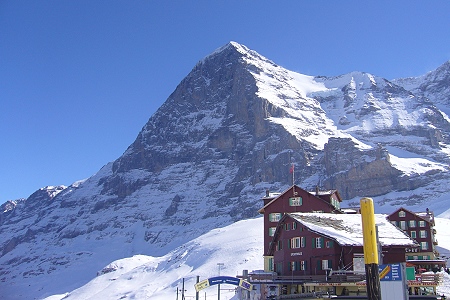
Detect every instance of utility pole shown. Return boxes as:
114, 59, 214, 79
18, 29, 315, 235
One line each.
182, 278, 185, 300
360, 198, 382, 300
196, 276, 199, 300
217, 263, 224, 300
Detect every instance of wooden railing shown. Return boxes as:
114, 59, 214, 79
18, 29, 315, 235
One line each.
245, 272, 365, 283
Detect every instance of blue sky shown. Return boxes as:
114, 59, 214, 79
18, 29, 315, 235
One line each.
1, 1, 449, 202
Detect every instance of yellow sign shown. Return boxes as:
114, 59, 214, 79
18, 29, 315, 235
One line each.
194, 279, 210, 292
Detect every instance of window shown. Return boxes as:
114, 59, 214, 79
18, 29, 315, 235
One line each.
290, 237, 301, 249
399, 210, 406, 217
331, 197, 340, 209
399, 221, 407, 230
313, 237, 323, 248
326, 240, 334, 248
420, 230, 427, 238
301, 237, 306, 248
318, 259, 332, 270
276, 240, 283, 251
409, 220, 416, 228
289, 197, 302, 206
290, 261, 300, 271
292, 222, 297, 230
289, 261, 307, 271
285, 223, 291, 231
300, 260, 307, 271
410, 231, 416, 239
269, 213, 282, 222
269, 227, 276, 237
275, 262, 283, 274
419, 221, 426, 227
421, 242, 428, 250
413, 255, 419, 260
390, 220, 397, 226
268, 257, 274, 271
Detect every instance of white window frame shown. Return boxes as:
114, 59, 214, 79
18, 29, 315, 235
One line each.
419, 230, 427, 238
315, 237, 323, 248
400, 221, 407, 230
421, 241, 428, 250
410, 231, 417, 239
399, 210, 406, 217
322, 259, 330, 270
419, 220, 426, 227
409, 220, 416, 228
291, 237, 301, 249
269, 213, 282, 222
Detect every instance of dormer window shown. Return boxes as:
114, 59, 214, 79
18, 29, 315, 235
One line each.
399, 210, 406, 217
289, 197, 302, 206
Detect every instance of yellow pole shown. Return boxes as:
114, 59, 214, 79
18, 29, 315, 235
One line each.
360, 197, 381, 300
361, 198, 378, 265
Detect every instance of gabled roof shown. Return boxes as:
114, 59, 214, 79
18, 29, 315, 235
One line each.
285, 212, 417, 247
388, 207, 434, 224
258, 185, 339, 214
308, 188, 343, 203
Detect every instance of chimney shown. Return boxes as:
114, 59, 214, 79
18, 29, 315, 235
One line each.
315, 186, 319, 195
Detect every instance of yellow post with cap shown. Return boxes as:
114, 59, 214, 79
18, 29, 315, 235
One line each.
360, 197, 381, 300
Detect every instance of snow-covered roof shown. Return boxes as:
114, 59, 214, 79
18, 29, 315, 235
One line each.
288, 212, 417, 247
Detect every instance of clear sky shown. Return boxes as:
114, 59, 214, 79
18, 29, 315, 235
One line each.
1, 1, 449, 203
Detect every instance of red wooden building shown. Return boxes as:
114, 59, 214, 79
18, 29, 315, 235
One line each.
387, 207, 439, 260
258, 185, 343, 272
269, 212, 417, 277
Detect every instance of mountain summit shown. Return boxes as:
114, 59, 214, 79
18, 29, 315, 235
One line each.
2, 42, 450, 299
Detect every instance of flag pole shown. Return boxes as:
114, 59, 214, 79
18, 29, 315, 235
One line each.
289, 163, 295, 186
292, 163, 294, 185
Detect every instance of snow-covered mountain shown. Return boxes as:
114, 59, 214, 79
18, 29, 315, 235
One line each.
2, 42, 450, 299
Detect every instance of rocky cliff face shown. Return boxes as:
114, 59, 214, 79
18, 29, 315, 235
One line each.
2, 42, 450, 299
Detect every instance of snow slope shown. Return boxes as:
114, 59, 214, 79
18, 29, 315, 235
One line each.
43, 217, 264, 300
42, 216, 450, 300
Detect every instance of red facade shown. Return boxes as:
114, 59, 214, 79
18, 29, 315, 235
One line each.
387, 207, 438, 259
259, 185, 342, 256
